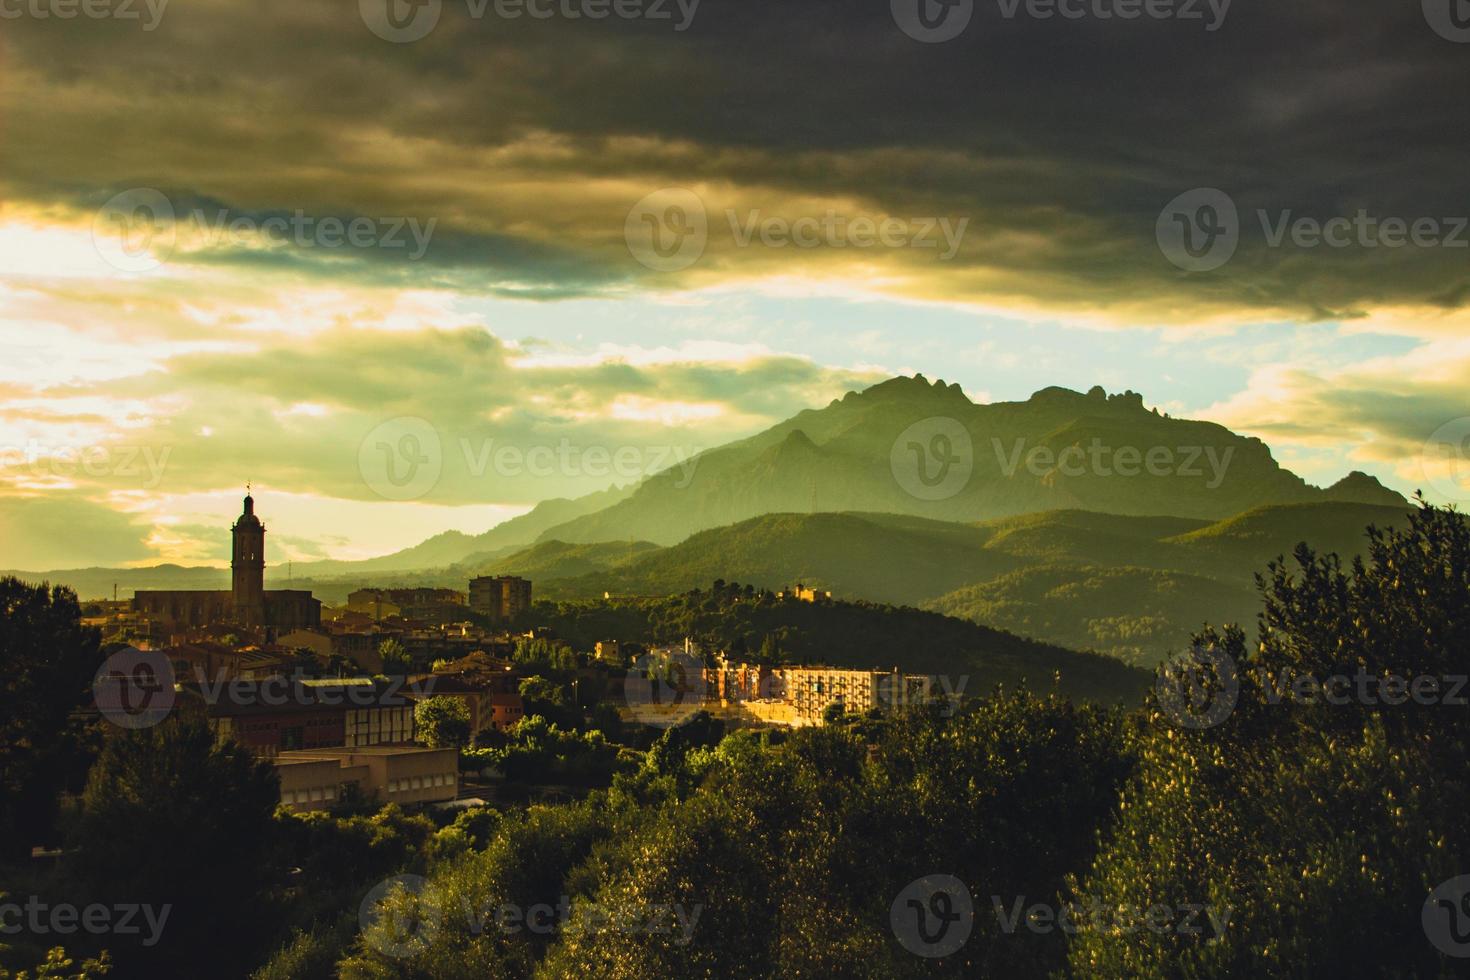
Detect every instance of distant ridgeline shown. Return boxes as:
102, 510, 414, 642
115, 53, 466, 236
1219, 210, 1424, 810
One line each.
7, 377, 1418, 668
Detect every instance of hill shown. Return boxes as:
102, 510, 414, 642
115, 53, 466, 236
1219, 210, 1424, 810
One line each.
533, 587, 1152, 706
513, 501, 1419, 665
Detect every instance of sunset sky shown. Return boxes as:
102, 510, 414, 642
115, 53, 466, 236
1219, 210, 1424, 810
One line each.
2, 0, 1468, 569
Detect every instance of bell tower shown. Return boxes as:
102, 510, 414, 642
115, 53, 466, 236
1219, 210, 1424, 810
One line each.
231, 489, 266, 625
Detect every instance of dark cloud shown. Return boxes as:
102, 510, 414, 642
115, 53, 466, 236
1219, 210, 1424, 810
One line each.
2, 0, 1467, 319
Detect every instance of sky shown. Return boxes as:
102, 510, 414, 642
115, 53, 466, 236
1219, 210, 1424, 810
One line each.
1, 0, 1468, 569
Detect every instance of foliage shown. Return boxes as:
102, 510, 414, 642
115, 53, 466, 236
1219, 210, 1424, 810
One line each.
378, 638, 411, 675
65, 716, 281, 976
533, 585, 1150, 705
0, 578, 104, 858
415, 696, 472, 748
1069, 499, 1470, 978
467, 715, 627, 787
0, 947, 110, 980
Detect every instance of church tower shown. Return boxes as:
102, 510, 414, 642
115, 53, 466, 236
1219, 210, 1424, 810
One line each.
231, 492, 266, 625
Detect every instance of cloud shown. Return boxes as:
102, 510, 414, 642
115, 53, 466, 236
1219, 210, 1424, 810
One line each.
0, 319, 884, 509
1, 0, 1466, 324
1207, 337, 1470, 501
0, 493, 155, 569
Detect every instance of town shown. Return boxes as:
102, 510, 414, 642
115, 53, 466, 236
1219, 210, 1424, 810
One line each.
86, 494, 951, 813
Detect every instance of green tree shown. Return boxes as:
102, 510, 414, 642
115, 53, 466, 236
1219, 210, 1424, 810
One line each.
414, 696, 471, 748
0, 578, 103, 858
0, 947, 110, 980
1070, 500, 1470, 978
67, 716, 281, 977
378, 637, 410, 675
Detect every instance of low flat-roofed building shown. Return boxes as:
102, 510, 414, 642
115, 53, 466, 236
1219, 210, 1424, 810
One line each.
197, 678, 418, 758
274, 746, 457, 811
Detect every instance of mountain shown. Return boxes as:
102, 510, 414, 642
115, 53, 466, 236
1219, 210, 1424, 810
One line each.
533, 376, 1407, 546
282, 483, 639, 577
511, 501, 1418, 665
0, 564, 231, 601
467, 539, 660, 581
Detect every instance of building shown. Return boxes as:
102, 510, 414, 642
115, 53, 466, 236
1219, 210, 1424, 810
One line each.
468, 575, 532, 623
198, 678, 418, 758
778, 583, 832, 603
406, 674, 524, 736
132, 493, 321, 631
164, 642, 291, 684
275, 746, 458, 812
783, 666, 933, 725
347, 588, 467, 622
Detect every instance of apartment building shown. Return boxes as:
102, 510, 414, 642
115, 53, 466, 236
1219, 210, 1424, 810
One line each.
468, 575, 532, 623
777, 666, 935, 725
